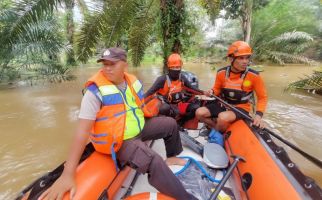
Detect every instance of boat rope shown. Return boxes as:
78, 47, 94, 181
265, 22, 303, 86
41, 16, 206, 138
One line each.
175, 156, 224, 183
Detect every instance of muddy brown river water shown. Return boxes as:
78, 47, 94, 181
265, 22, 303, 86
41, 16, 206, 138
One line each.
0, 63, 321, 199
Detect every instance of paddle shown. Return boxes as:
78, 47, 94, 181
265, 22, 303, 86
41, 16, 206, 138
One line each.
208, 155, 246, 200
196, 89, 322, 169
179, 131, 247, 199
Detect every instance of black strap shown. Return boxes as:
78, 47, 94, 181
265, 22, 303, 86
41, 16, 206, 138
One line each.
225, 66, 249, 80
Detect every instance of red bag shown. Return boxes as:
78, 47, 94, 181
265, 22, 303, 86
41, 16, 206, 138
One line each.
178, 102, 190, 115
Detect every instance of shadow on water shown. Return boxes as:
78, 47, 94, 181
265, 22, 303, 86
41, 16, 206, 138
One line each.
0, 63, 321, 199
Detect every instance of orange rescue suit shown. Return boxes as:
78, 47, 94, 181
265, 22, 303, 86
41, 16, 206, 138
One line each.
158, 75, 184, 103
212, 66, 267, 116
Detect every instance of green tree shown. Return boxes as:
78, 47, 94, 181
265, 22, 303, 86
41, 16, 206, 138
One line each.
219, 0, 269, 43
251, 0, 319, 64
76, 0, 202, 69
159, 0, 188, 69
198, 0, 221, 23
0, 0, 88, 65
0, 0, 93, 84
0, 2, 67, 82
76, 0, 156, 67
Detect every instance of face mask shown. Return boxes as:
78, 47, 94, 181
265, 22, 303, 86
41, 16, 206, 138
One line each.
168, 70, 181, 80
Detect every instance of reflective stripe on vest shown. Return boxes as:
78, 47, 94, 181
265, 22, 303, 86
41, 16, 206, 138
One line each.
132, 79, 144, 100
85, 71, 145, 154
93, 82, 145, 139
118, 83, 145, 140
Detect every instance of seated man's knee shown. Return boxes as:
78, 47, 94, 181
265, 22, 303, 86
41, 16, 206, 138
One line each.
162, 116, 177, 128
217, 111, 236, 124
150, 153, 164, 167
139, 152, 164, 174
195, 107, 208, 120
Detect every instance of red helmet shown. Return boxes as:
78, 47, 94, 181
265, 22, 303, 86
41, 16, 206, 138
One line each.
167, 53, 182, 69
227, 41, 252, 57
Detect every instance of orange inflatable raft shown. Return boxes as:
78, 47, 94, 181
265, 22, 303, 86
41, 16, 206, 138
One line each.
16, 120, 322, 200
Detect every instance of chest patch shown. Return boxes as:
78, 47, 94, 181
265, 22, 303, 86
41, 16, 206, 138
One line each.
243, 80, 251, 87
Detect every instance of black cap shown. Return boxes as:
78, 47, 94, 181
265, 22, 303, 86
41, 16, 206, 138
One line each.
97, 47, 127, 63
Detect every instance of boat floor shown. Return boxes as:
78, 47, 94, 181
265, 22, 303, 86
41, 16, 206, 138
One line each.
115, 128, 241, 200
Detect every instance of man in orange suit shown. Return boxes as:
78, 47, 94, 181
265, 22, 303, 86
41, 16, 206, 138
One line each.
196, 41, 268, 132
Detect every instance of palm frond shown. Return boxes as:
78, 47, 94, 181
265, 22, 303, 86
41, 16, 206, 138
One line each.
76, 0, 139, 63
76, 11, 105, 63
128, 0, 155, 66
0, 4, 67, 77
9, 0, 63, 37
100, 0, 137, 46
15, 14, 65, 56
251, 0, 318, 65
266, 51, 316, 65
268, 31, 313, 53
76, 0, 88, 16
270, 31, 313, 44
286, 71, 322, 93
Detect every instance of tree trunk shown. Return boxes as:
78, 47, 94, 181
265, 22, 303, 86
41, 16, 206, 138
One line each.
160, 0, 184, 73
242, 0, 253, 43
66, 0, 76, 66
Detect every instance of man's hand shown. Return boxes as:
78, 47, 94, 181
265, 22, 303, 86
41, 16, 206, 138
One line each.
38, 173, 76, 200
251, 114, 265, 129
203, 89, 214, 97
38, 119, 93, 200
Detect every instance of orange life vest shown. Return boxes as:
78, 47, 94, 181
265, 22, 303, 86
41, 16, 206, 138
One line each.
221, 67, 253, 105
143, 94, 162, 116
85, 70, 152, 154
158, 75, 184, 103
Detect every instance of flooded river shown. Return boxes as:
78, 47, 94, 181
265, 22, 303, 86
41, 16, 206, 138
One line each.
0, 63, 321, 199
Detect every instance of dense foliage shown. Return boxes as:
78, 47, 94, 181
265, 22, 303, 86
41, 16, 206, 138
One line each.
251, 0, 320, 65
0, 1, 69, 82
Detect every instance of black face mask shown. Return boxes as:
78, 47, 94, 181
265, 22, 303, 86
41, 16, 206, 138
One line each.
168, 70, 181, 80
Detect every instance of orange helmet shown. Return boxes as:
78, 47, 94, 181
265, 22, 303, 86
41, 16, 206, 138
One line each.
167, 53, 183, 69
227, 41, 252, 57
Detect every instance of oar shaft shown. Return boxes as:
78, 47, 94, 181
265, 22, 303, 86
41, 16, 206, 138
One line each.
208, 155, 245, 200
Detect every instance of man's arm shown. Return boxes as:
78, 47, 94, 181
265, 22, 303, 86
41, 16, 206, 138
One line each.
253, 75, 268, 117
39, 91, 100, 200
252, 75, 268, 128
181, 75, 196, 90
38, 119, 93, 200
212, 70, 225, 96
144, 75, 166, 97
